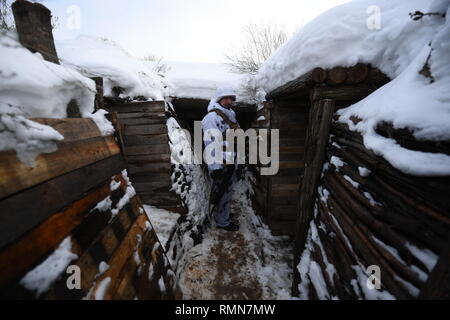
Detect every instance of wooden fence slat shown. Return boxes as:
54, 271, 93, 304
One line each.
128, 162, 171, 175
124, 144, 170, 156
0, 177, 117, 288
117, 112, 166, 119
105, 101, 165, 113
0, 136, 120, 200
31, 118, 102, 142
124, 124, 168, 136
292, 99, 335, 296
0, 154, 126, 249
118, 118, 167, 126
124, 134, 168, 147
91, 214, 149, 300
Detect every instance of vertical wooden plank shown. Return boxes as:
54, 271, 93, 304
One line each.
418, 235, 450, 299
292, 99, 335, 296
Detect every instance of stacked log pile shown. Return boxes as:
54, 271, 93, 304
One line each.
296, 119, 450, 299
267, 64, 389, 101
0, 118, 181, 299
104, 101, 185, 214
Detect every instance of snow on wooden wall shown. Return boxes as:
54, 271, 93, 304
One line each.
0, 118, 181, 299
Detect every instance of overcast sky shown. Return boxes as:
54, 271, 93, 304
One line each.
41, 0, 349, 63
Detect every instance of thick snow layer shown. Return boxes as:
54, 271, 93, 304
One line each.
165, 61, 244, 100
337, 4, 450, 176
20, 237, 78, 297
257, 0, 450, 176
257, 0, 444, 93
143, 205, 180, 249
56, 35, 168, 100
0, 32, 96, 118
0, 32, 102, 165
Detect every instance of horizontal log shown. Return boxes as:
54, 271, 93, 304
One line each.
274, 167, 303, 177
271, 175, 300, 185
31, 118, 101, 142
124, 134, 168, 147
140, 192, 182, 206
0, 154, 126, 249
118, 117, 167, 126
268, 221, 296, 237
117, 112, 166, 119
91, 214, 149, 300
267, 68, 322, 100
327, 194, 412, 299
124, 124, 167, 136
0, 136, 120, 200
124, 144, 170, 156
133, 181, 171, 193
376, 121, 450, 156
126, 153, 171, 164
279, 161, 304, 169
105, 101, 165, 113
270, 204, 298, 221
128, 162, 171, 175
347, 64, 369, 84
327, 67, 348, 85
310, 84, 376, 103
0, 176, 119, 289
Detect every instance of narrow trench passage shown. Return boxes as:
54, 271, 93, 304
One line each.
178, 174, 293, 299
158, 108, 295, 300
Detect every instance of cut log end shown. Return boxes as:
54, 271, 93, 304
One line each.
327, 67, 348, 85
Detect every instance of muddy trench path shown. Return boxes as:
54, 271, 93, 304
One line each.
176, 183, 294, 300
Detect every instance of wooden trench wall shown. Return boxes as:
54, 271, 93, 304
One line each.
104, 100, 185, 214
253, 64, 450, 299
0, 118, 182, 300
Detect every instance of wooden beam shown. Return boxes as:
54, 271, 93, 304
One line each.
105, 101, 165, 113
0, 176, 120, 288
31, 118, 101, 142
0, 136, 120, 200
124, 124, 168, 136
310, 84, 376, 103
0, 154, 126, 249
419, 235, 450, 299
292, 99, 335, 296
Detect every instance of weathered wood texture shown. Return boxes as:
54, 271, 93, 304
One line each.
267, 64, 390, 101
291, 99, 335, 296
103, 101, 185, 214
0, 118, 181, 300
292, 120, 450, 299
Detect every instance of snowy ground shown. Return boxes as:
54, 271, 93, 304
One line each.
143, 205, 180, 249
177, 173, 295, 300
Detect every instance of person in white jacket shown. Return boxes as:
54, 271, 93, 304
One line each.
202, 86, 240, 231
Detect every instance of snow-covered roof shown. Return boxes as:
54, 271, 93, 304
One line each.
0, 31, 101, 165
256, 0, 450, 176
164, 61, 244, 101
56, 35, 168, 101
257, 0, 445, 94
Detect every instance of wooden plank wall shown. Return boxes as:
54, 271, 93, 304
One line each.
104, 101, 185, 214
0, 118, 181, 300
268, 100, 309, 237
300, 121, 450, 299
249, 103, 272, 225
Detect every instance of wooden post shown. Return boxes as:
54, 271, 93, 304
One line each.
418, 234, 450, 299
12, 0, 59, 64
292, 99, 335, 296
91, 77, 104, 112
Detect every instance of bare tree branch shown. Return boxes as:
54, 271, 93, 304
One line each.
225, 21, 288, 75
0, 0, 15, 31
